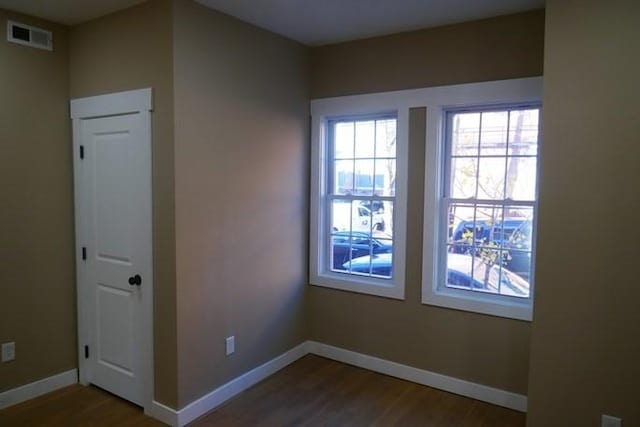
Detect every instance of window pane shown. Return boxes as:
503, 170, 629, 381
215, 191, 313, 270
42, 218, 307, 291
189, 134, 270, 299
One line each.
503, 249, 531, 297
480, 111, 508, 156
330, 232, 352, 272
450, 220, 474, 250
331, 199, 353, 232
333, 159, 353, 195
376, 200, 392, 236
505, 156, 537, 201
446, 252, 471, 289
375, 159, 395, 196
353, 159, 375, 195
352, 199, 373, 234
509, 109, 539, 156
451, 112, 480, 156
450, 157, 477, 199
354, 120, 375, 158
504, 206, 534, 250
375, 119, 396, 158
472, 205, 505, 247
334, 122, 354, 159
477, 157, 506, 199
471, 252, 501, 294
448, 203, 475, 244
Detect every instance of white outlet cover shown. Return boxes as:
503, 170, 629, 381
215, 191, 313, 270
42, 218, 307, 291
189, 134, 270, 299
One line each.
225, 336, 235, 355
602, 414, 622, 427
1, 342, 16, 362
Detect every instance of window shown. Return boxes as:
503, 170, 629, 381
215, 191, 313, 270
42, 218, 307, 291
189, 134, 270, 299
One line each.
310, 95, 408, 299
422, 78, 542, 321
310, 77, 541, 313
444, 106, 539, 299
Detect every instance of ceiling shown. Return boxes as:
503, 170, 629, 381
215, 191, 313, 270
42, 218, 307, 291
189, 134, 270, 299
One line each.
197, 0, 544, 45
0, 0, 544, 46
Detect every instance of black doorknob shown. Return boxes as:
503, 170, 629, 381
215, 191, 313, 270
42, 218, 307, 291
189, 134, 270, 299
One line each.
128, 274, 142, 286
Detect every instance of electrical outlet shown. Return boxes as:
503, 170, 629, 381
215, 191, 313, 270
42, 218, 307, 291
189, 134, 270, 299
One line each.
602, 414, 622, 427
225, 336, 235, 356
1, 342, 15, 362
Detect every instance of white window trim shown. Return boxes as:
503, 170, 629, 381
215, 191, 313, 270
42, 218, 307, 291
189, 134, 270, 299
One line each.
421, 77, 543, 321
310, 94, 410, 300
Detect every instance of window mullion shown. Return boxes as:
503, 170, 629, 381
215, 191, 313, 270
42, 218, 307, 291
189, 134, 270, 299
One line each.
497, 109, 513, 295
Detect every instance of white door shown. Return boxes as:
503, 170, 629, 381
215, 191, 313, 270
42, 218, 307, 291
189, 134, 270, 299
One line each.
71, 89, 153, 408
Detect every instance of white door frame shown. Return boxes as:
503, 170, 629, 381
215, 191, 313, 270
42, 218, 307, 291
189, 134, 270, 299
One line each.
70, 88, 154, 410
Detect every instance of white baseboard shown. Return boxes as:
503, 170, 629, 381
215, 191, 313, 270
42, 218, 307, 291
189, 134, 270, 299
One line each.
149, 341, 310, 427
307, 341, 527, 412
147, 339, 526, 425
0, 369, 78, 410
145, 399, 178, 426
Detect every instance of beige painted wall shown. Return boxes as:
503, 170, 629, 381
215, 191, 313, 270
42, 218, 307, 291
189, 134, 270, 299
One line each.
527, 1, 640, 425
308, 10, 545, 395
172, 0, 309, 407
68, 0, 178, 407
310, 10, 545, 98
174, 0, 309, 407
0, 10, 75, 393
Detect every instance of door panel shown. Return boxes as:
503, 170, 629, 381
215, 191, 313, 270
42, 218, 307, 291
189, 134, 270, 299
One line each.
79, 113, 146, 405
96, 283, 134, 374
93, 129, 135, 264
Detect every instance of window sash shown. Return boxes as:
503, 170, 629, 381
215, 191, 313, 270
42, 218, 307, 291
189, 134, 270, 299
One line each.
324, 115, 398, 280
438, 104, 541, 301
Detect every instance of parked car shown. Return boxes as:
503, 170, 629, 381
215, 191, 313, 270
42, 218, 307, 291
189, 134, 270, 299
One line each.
331, 231, 392, 270
445, 253, 529, 297
343, 252, 393, 277
450, 217, 532, 279
344, 252, 529, 297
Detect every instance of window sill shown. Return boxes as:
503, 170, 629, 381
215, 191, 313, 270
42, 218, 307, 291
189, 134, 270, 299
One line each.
310, 272, 405, 300
422, 286, 532, 321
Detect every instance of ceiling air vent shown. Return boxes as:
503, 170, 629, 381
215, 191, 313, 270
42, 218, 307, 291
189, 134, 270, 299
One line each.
6, 20, 52, 51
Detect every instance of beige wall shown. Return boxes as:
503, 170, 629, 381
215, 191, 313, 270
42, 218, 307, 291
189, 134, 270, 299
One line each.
172, 0, 309, 407
68, 0, 178, 407
0, 11, 75, 393
527, 1, 640, 425
310, 10, 545, 98
308, 10, 545, 395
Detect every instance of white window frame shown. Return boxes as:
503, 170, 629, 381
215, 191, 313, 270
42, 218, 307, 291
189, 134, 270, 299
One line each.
421, 78, 543, 321
310, 94, 410, 299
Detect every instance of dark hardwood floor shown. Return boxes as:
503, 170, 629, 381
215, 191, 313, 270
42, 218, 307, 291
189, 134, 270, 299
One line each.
0, 383, 163, 427
0, 355, 525, 426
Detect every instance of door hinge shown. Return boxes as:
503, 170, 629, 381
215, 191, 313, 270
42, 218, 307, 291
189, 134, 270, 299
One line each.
80, 145, 84, 159
84, 345, 89, 359
82, 247, 87, 260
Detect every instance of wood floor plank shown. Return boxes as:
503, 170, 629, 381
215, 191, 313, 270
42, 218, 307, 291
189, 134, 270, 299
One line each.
191, 355, 525, 427
0, 354, 525, 427
0, 384, 164, 427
